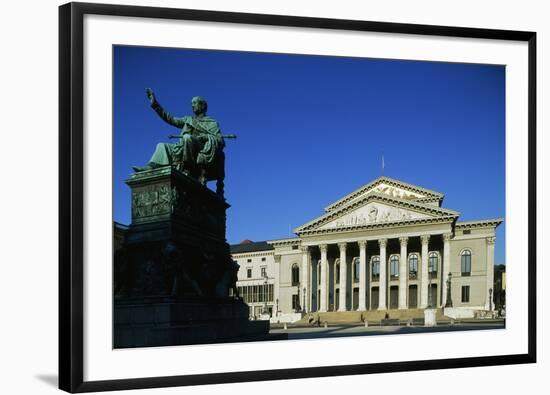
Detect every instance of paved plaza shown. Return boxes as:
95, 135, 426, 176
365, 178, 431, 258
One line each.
270, 322, 505, 340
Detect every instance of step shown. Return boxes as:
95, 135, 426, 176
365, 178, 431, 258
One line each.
298, 308, 444, 325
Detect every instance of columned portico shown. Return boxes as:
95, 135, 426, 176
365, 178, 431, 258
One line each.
420, 235, 430, 308
358, 240, 367, 311
338, 242, 348, 311
319, 244, 328, 312
378, 238, 388, 310
441, 233, 452, 307
300, 246, 310, 312
398, 236, 408, 309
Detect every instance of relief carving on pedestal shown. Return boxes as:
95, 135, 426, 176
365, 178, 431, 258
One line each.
132, 184, 178, 218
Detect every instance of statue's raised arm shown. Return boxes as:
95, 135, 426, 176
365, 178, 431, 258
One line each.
146, 88, 188, 129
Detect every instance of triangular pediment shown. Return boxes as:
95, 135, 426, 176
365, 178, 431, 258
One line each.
295, 192, 458, 234
325, 177, 444, 213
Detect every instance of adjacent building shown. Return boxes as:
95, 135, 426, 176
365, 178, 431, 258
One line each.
231, 176, 502, 320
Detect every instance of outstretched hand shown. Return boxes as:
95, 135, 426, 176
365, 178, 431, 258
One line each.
145, 88, 156, 105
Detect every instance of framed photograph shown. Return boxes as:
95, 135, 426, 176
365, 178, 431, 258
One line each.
59, 1, 536, 392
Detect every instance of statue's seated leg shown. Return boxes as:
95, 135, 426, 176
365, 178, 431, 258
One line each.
133, 143, 176, 172
179, 134, 197, 177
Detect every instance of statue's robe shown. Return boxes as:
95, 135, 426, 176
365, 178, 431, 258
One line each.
147, 101, 225, 175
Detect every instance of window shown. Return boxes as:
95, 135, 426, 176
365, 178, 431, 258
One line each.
371, 256, 380, 281
291, 263, 300, 286
409, 254, 418, 279
246, 268, 252, 278
463, 229, 471, 235
261, 266, 267, 278
247, 258, 252, 263
292, 294, 300, 311
353, 257, 360, 282
292, 245, 299, 250
461, 285, 470, 303
461, 250, 472, 276
390, 255, 399, 279
429, 252, 438, 279
268, 284, 273, 302
261, 257, 266, 262
259, 284, 265, 302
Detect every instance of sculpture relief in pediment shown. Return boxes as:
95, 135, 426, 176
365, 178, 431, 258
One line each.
319, 202, 430, 230
370, 183, 425, 200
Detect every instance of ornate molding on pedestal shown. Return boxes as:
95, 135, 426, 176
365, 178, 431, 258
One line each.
338, 242, 347, 251
319, 244, 328, 253
443, 233, 453, 242
274, 254, 282, 264
486, 236, 496, 245
420, 234, 430, 245
358, 240, 367, 249
378, 238, 388, 248
300, 245, 309, 254
399, 236, 409, 246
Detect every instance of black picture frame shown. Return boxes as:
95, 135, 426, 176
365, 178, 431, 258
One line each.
59, 2, 537, 393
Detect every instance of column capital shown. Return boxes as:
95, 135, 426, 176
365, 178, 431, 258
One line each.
337, 242, 347, 251
358, 240, 367, 248
443, 233, 453, 242
319, 244, 328, 253
420, 234, 430, 244
300, 245, 309, 254
399, 236, 409, 245
486, 236, 496, 245
274, 254, 282, 263
378, 238, 388, 248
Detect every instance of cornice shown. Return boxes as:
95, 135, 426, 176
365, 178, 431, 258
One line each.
267, 237, 301, 247
297, 215, 457, 236
455, 219, 504, 229
231, 251, 274, 258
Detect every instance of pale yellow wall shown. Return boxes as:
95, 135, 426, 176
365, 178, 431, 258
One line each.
449, 228, 496, 308
234, 252, 275, 281
278, 251, 302, 312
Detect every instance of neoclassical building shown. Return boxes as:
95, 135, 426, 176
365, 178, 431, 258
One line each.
231, 177, 502, 320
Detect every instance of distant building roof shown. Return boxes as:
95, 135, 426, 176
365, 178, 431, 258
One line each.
230, 241, 273, 254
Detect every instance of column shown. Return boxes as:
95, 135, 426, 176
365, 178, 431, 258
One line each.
274, 254, 281, 316
399, 236, 408, 309
300, 246, 310, 313
486, 237, 496, 310
378, 238, 388, 310
441, 233, 452, 307
358, 240, 367, 311
319, 244, 328, 312
420, 235, 430, 308
338, 242, 347, 311
309, 251, 315, 311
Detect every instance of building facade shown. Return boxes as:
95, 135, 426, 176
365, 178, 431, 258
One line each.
231, 177, 502, 320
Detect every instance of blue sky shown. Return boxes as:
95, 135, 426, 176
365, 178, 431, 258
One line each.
113, 46, 505, 264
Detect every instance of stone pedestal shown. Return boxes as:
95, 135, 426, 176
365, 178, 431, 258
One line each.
114, 297, 270, 348
114, 167, 274, 348
424, 308, 437, 327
